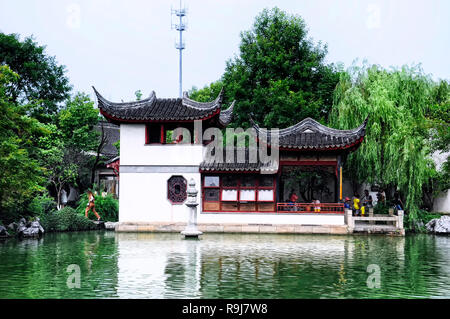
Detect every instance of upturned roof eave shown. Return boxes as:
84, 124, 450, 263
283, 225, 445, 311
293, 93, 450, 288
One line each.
93, 86, 231, 124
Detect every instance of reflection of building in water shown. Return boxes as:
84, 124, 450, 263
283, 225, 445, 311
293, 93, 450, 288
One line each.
198, 235, 349, 298
116, 233, 202, 298
115, 233, 409, 298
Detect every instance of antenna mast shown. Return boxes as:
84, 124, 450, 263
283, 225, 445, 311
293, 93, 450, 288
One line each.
171, 0, 187, 98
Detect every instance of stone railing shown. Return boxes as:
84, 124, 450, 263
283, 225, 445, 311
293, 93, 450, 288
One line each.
345, 209, 404, 234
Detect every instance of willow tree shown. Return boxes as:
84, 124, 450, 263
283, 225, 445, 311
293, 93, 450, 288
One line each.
329, 64, 439, 221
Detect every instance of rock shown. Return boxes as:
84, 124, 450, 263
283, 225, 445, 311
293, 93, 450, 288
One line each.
0, 225, 11, 238
17, 224, 27, 234
22, 227, 40, 237
91, 220, 105, 230
30, 220, 45, 234
7, 222, 17, 231
17, 218, 27, 232
18, 218, 44, 238
426, 216, 450, 234
104, 222, 118, 231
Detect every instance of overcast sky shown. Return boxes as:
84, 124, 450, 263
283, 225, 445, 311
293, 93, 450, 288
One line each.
1, 0, 449, 102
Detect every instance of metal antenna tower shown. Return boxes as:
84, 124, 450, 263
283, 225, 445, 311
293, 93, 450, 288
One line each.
171, 0, 187, 98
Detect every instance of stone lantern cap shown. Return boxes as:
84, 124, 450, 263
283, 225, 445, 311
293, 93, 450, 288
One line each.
187, 178, 198, 197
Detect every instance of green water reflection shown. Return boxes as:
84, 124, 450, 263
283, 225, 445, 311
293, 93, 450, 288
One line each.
0, 232, 449, 298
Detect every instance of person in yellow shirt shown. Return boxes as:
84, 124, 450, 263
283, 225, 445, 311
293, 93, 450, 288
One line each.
353, 193, 361, 216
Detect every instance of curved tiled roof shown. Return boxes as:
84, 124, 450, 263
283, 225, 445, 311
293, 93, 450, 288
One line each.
218, 100, 235, 126
93, 87, 234, 126
251, 117, 368, 150
199, 147, 278, 173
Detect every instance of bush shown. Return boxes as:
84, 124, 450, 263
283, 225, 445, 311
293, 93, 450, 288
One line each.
373, 202, 390, 215
76, 193, 118, 222
39, 207, 98, 232
29, 193, 57, 216
404, 209, 441, 232
39, 210, 60, 232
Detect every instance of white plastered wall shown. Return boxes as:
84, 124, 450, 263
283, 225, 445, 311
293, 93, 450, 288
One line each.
120, 124, 204, 166
118, 123, 346, 225
119, 172, 201, 223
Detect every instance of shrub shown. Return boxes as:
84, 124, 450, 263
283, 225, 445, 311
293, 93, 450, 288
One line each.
29, 193, 57, 216
404, 209, 441, 232
373, 202, 390, 215
76, 193, 118, 222
39, 210, 60, 232
39, 207, 98, 232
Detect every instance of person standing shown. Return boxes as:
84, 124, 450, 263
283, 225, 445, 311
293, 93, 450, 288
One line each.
376, 190, 385, 205
393, 191, 404, 213
344, 197, 351, 209
362, 190, 373, 208
60, 188, 68, 209
313, 198, 321, 213
85, 191, 101, 221
353, 193, 361, 216
289, 190, 298, 211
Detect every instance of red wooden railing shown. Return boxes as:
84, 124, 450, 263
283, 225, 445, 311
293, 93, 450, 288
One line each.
277, 203, 345, 214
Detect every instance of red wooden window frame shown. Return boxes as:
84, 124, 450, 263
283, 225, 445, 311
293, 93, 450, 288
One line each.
202, 174, 276, 212
145, 124, 167, 144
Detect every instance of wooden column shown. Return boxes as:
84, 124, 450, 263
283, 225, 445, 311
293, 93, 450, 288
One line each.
337, 155, 343, 202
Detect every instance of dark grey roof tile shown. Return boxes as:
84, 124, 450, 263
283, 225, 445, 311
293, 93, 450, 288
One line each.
93, 87, 234, 126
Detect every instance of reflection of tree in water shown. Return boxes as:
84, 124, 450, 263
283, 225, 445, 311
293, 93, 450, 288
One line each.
163, 253, 186, 293
0, 232, 119, 298
198, 249, 346, 298
195, 234, 450, 298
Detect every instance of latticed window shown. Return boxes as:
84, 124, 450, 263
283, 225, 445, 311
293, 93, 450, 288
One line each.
167, 176, 187, 204
202, 174, 276, 212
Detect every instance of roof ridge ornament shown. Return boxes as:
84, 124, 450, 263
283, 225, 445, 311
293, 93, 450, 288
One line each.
92, 86, 234, 124
218, 100, 235, 126
181, 87, 224, 110
92, 86, 156, 110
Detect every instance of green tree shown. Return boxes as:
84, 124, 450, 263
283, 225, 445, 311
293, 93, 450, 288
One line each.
0, 65, 48, 222
37, 124, 77, 209
58, 92, 100, 151
329, 64, 444, 222
221, 7, 341, 128
423, 80, 450, 208
0, 33, 72, 122
189, 81, 224, 102
37, 92, 101, 208
56, 93, 101, 201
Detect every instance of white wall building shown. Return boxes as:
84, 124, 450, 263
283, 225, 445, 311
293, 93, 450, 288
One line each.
94, 87, 368, 230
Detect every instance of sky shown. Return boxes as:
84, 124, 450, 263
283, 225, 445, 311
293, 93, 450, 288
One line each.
0, 0, 449, 102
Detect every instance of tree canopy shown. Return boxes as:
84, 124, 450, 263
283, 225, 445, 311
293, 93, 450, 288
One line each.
0, 65, 47, 221
0, 33, 72, 122
329, 64, 449, 220
219, 7, 341, 128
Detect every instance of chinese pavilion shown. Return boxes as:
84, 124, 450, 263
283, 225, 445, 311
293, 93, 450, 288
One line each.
94, 87, 367, 228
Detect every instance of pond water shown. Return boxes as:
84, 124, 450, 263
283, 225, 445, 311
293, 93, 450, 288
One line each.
0, 231, 449, 299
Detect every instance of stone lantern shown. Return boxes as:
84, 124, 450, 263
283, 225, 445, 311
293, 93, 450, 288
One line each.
181, 178, 203, 238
